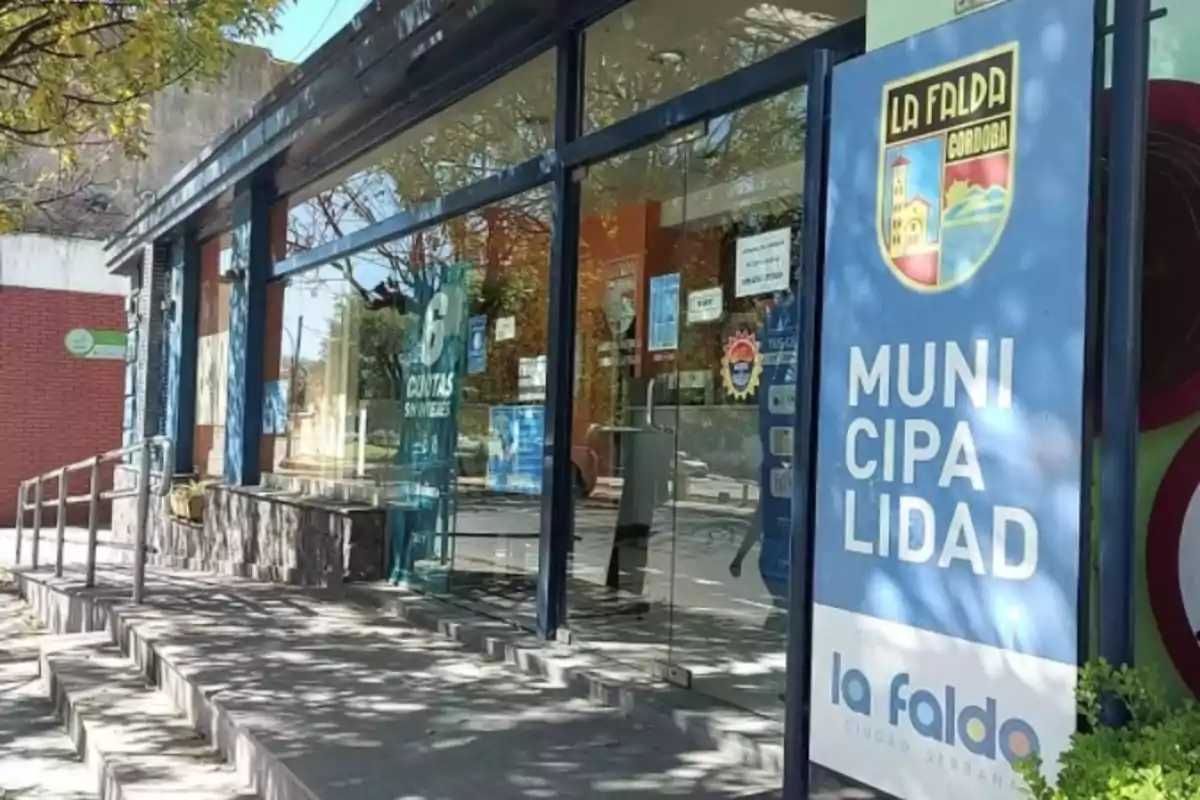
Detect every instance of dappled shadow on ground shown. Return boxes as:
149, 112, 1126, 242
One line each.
49, 646, 256, 798
31, 566, 784, 800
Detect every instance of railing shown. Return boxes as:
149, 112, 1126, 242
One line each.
13, 436, 173, 603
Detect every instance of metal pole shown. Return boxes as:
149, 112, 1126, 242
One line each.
1098, 0, 1151, 719
784, 46, 834, 800
132, 441, 151, 603
31, 480, 42, 570
54, 469, 67, 578
536, 30, 583, 639
86, 456, 101, 588
14, 482, 24, 565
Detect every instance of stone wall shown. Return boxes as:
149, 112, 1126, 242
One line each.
114, 476, 386, 587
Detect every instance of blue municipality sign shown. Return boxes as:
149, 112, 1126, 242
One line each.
808, 1, 1094, 798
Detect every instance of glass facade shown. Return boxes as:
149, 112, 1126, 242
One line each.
170, 0, 867, 721
264, 67, 814, 711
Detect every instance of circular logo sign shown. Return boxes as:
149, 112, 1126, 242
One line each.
721, 331, 763, 400
63, 328, 95, 357
1147, 426, 1200, 697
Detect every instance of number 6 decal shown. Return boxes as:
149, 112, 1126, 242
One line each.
1147, 426, 1200, 697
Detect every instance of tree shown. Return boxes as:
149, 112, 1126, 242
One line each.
0, 0, 288, 231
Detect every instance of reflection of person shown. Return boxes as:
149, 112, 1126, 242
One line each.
605, 422, 671, 609
491, 411, 514, 489
728, 502, 789, 634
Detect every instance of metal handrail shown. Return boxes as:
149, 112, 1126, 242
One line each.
13, 436, 173, 603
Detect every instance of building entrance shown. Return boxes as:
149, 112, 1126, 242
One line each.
566, 87, 808, 716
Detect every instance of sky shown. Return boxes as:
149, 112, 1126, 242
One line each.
254, 0, 365, 63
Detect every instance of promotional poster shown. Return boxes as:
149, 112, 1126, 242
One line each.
809, 0, 1094, 797
389, 263, 471, 583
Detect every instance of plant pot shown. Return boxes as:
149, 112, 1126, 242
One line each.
169, 491, 204, 522
185, 495, 204, 522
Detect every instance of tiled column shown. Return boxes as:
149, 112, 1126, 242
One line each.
224, 173, 273, 486
164, 229, 200, 474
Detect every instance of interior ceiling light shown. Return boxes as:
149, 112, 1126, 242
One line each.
649, 48, 686, 66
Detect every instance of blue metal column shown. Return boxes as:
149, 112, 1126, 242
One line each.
165, 228, 200, 474
537, 33, 584, 639
1097, 0, 1150, 700
784, 47, 834, 800
224, 172, 274, 486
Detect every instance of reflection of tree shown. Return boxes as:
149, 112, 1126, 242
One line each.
273, 8, 825, 475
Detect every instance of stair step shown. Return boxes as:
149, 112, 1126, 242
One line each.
0, 591, 97, 799
41, 639, 257, 800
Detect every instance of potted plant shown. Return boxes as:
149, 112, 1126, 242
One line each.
169, 480, 210, 522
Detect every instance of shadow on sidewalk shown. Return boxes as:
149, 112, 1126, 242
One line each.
16, 566, 789, 800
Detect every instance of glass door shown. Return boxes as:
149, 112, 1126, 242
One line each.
566, 88, 807, 718
567, 136, 691, 664
663, 87, 807, 717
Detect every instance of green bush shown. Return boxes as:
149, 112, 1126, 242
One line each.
1018, 660, 1200, 799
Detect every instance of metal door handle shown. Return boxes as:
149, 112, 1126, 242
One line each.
646, 377, 656, 428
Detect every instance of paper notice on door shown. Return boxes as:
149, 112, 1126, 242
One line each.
495, 316, 517, 341
686, 287, 723, 325
736, 228, 792, 298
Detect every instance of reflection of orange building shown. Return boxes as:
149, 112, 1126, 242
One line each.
576, 200, 726, 476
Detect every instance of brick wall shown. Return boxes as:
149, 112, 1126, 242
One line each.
0, 285, 125, 525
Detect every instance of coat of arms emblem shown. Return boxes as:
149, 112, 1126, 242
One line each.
878, 44, 1018, 291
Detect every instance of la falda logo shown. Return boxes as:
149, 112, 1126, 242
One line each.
831, 652, 1040, 766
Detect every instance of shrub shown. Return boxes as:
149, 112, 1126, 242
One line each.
1018, 660, 1200, 799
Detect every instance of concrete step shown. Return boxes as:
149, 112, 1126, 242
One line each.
0, 590, 97, 800
40, 638, 258, 800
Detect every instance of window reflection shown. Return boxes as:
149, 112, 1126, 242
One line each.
283, 49, 556, 259
264, 186, 553, 619
193, 234, 232, 478
584, 0, 862, 132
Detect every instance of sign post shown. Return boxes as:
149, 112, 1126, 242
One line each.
808, 0, 1095, 797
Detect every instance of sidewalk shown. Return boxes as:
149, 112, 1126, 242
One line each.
4, 563, 788, 799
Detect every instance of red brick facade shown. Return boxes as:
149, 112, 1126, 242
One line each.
0, 286, 125, 525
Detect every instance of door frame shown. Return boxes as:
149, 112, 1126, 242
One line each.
539, 16, 867, 640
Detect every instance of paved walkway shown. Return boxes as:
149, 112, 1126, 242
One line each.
11, 565, 782, 799
0, 581, 94, 800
